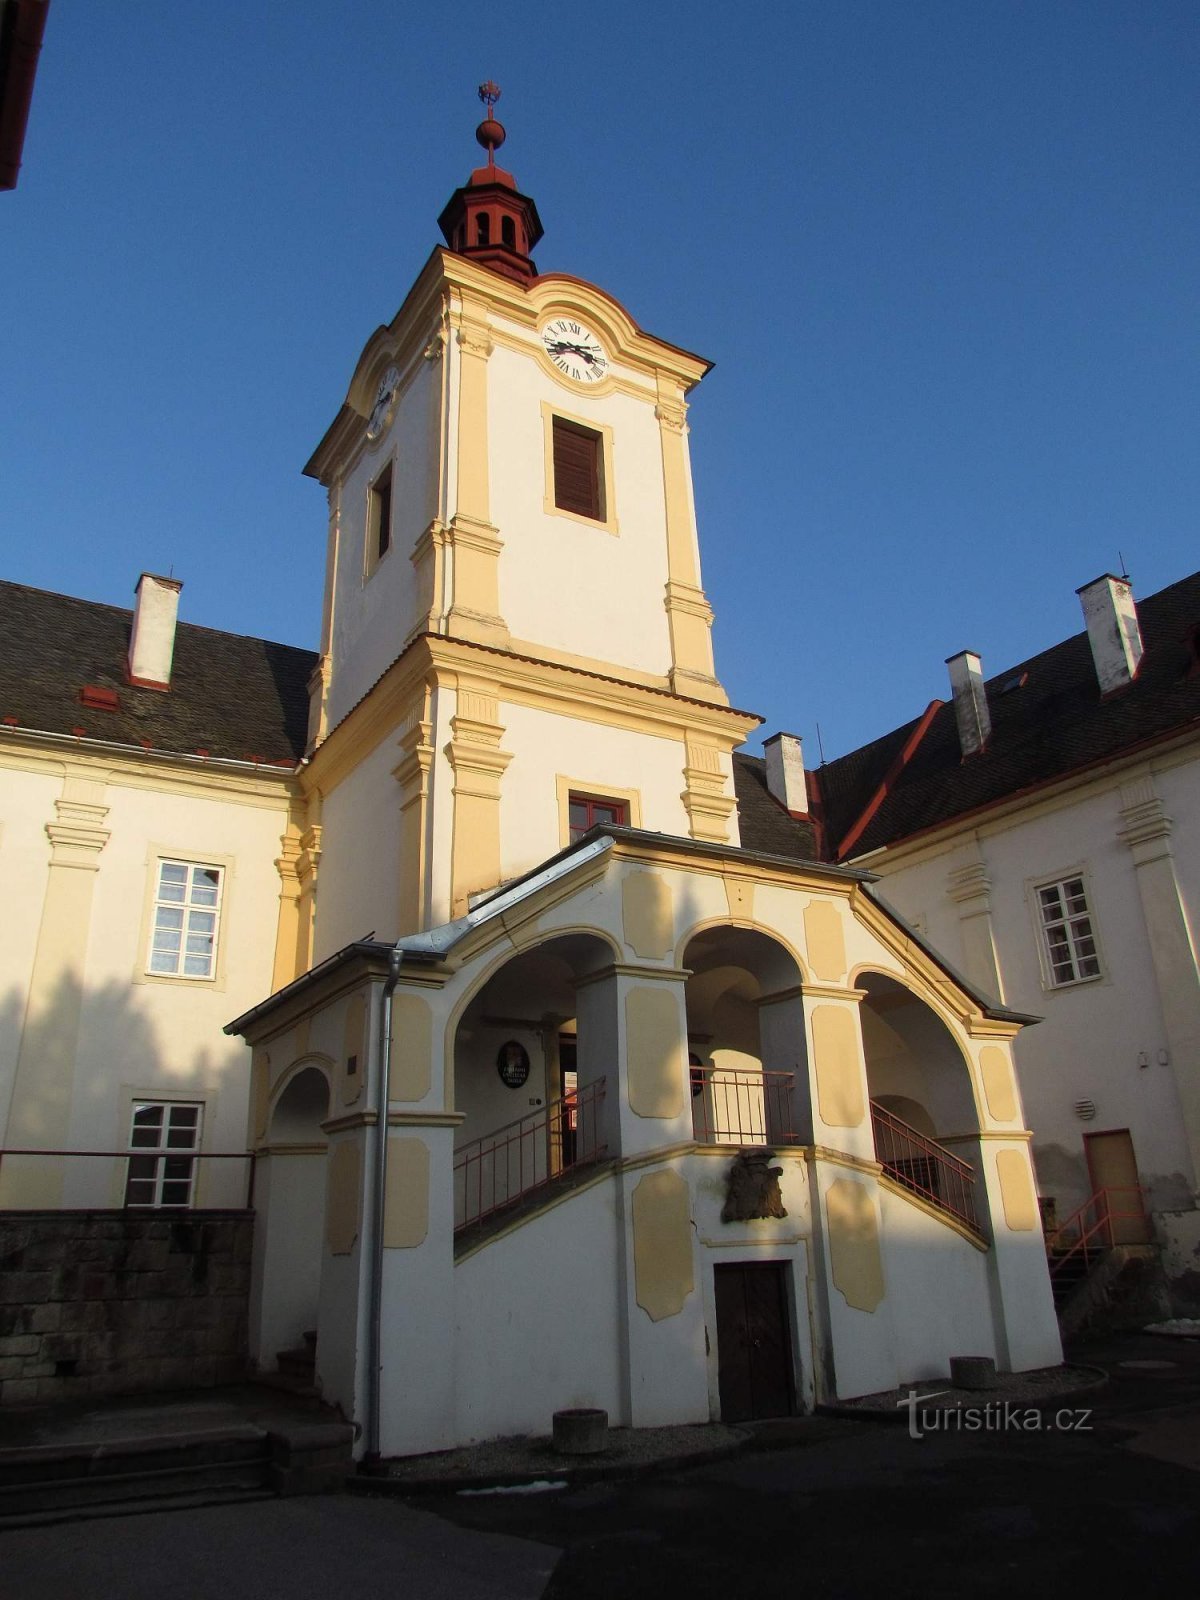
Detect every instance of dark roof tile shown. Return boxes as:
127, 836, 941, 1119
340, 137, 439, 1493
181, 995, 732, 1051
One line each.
733, 753, 820, 860
821, 571, 1200, 857
0, 581, 317, 765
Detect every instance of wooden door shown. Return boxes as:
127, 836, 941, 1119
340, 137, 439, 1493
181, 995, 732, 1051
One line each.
1084, 1130, 1151, 1244
714, 1262, 795, 1422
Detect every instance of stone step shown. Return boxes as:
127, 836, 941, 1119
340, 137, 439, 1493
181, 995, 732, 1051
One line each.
0, 1415, 355, 1527
0, 1424, 271, 1525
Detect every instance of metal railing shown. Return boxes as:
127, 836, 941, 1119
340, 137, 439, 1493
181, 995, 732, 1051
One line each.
0, 1148, 256, 1210
690, 1068, 801, 1147
869, 1101, 981, 1236
1045, 1185, 1151, 1276
453, 1077, 607, 1233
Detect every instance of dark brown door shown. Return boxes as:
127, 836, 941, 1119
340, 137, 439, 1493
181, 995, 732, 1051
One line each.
714, 1262, 795, 1422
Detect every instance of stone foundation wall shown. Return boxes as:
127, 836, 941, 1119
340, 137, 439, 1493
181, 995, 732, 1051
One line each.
0, 1211, 252, 1405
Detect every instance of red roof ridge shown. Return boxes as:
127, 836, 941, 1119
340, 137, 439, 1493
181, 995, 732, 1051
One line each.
835, 699, 944, 861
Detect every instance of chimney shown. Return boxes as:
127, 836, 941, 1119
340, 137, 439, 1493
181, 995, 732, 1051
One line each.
764, 732, 809, 813
1076, 573, 1143, 693
128, 574, 183, 690
946, 650, 990, 757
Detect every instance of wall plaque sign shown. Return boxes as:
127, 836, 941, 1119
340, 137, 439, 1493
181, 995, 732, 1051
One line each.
497, 1040, 531, 1089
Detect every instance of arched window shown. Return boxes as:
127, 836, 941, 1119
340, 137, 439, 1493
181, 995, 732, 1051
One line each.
501, 215, 516, 249
476, 213, 490, 247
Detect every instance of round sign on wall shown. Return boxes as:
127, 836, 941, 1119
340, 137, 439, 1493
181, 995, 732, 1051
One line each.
497, 1040, 531, 1089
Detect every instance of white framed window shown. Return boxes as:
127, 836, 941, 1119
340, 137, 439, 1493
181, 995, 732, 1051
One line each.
124, 1101, 203, 1208
147, 860, 223, 979
1035, 873, 1102, 987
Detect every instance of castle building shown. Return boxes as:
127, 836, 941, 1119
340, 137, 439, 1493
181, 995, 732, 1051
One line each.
0, 95, 1061, 1444
811, 569, 1200, 1313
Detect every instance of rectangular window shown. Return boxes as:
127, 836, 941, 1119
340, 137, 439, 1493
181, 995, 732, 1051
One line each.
125, 1102, 202, 1208
148, 861, 223, 979
568, 792, 628, 843
1037, 874, 1102, 986
369, 462, 393, 566
552, 416, 603, 521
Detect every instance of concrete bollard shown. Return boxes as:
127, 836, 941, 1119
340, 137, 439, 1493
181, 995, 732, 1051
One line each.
950, 1355, 998, 1390
552, 1408, 609, 1455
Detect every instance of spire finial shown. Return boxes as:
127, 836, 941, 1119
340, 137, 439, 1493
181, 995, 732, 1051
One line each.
475, 79, 506, 166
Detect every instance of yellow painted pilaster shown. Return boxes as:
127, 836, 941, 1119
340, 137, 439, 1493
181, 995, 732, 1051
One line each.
680, 737, 735, 843
392, 686, 435, 934
0, 769, 110, 1207
655, 376, 725, 704
409, 519, 448, 641
445, 680, 512, 916
447, 298, 508, 646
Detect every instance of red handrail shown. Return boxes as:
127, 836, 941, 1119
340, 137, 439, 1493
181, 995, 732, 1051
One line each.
690, 1068, 800, 1146
869, 1101, 981, 1236
453, 1077, 607, 1233
1046, 1185, 1149, 1276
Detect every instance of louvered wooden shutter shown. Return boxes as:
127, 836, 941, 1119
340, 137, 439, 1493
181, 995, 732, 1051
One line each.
552, 417, 602, 520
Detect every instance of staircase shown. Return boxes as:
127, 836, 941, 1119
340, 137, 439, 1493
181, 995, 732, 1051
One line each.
0, 1425, 274, 1528
272, 1329, 318, 1394
1045, 1186, 1159, 1333
0, 1383, 355, 1529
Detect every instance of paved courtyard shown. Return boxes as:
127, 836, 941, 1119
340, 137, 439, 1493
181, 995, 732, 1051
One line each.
2, 1333, 1197, 1600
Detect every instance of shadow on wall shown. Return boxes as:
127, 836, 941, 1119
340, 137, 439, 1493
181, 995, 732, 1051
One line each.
0, 971, 254, 1210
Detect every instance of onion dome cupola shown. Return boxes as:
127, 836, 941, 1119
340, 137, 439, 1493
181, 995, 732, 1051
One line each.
437, 82, 543, 285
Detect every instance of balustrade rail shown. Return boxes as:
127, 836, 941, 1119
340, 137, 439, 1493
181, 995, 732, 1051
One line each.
689, 1068, 800, 1147
1045, 1185, 1150, 1275
0, 1148, 255, 1210
869, 1101, 980, 1235
453, 1077, 607, 1233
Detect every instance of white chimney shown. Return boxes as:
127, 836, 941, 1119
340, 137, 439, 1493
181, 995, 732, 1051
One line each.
1077, 573, 1143, 693
764, 732, 809, 813
128, 573, 183, 690
946, 650, 990, 757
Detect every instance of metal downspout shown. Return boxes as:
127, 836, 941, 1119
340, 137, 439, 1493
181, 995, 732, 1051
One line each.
366, 946, 403, 1460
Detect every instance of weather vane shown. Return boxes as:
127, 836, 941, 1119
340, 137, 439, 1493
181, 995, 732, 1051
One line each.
475, 80, 506, 162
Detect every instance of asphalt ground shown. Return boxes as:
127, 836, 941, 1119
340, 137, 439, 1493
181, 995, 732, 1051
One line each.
1, 1332, 1197, 1600
410, 1332, 1200, 1600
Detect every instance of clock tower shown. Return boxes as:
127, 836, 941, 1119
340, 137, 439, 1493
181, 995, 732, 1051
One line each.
292, 86, 757, 969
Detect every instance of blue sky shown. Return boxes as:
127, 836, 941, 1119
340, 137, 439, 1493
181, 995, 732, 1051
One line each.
3, 2, 1197, 759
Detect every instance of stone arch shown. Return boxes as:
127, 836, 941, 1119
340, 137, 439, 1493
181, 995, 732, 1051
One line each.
449, 928, 620, 1227
680, 924, 810, 1145
443, 922, 623, 1076
250, 1059, 332, 1373
674, 916, 811, 987
267, 1056, 334, 1142
855, 969, 982, 1138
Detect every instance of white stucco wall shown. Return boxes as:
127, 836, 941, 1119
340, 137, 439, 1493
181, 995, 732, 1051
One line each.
312, 738, 407, 960
0, 762, 61, 1132
486, 338, 673, 678
455, 1173, 624, 1441
326, 357, 439, 731
1, 755, 290, 1208
876, 1186, 997, 1382
498, 702, 690, 881
864, 758, 1197, 1218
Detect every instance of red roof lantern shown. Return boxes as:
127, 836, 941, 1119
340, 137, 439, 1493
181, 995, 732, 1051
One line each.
438, 81, 543, 284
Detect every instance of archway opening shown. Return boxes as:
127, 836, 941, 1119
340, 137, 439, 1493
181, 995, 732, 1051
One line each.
681, 926, 808, 1146
452, 932, 614, 1229
858, 973, 983, 1229
253, 1064, 331, 1372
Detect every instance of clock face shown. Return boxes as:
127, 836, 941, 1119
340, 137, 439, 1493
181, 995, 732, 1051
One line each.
366, 365, 401, 440
540, 318, 608, 383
